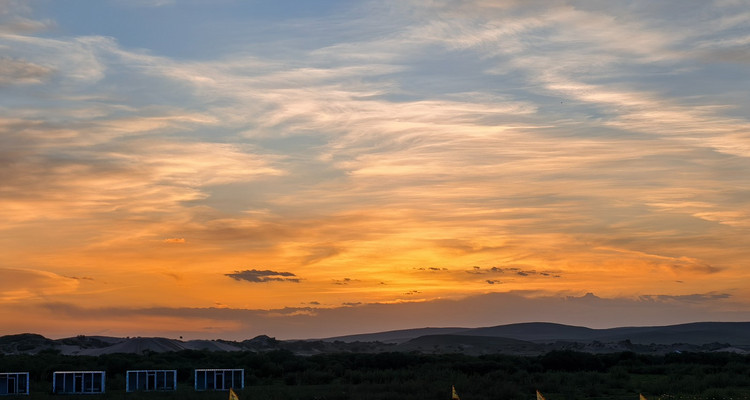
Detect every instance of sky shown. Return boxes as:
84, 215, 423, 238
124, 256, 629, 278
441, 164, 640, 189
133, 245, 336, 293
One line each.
1, 0, 750, 341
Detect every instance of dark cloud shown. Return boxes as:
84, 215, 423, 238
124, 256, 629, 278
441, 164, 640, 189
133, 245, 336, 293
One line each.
640, 293, 731, 303
413, 267, 448, 271
333, 278, 358, 285
486, 280, 501, 285
670, 261, 722, 274
66, 276, 95, 281
225, 269, 299, 283
161, 271, 182, 281
467, 266, 483, 274
467, 266, 559, 278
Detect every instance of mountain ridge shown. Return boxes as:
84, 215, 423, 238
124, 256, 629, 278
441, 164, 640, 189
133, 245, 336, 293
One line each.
2, 321, 749, 356
324, 321, 750, 345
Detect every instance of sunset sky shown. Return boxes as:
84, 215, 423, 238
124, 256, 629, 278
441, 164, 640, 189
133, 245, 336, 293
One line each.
2, 0, 750, 340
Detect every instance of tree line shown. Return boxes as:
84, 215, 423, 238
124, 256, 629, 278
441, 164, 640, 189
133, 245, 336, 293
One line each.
2, 349, 750, 400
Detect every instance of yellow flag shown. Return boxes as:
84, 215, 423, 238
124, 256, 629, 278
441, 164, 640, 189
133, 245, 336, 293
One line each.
536, 390, 546, 400
229, 388, 240, 400
452, 386, 460, 400
640, 394, 647, 400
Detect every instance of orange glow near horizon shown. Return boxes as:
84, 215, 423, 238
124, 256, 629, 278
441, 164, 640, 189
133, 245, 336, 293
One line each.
2, 0, 750, 340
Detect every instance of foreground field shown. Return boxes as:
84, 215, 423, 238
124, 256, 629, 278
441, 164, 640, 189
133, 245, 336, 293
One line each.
3, 350, 750, 400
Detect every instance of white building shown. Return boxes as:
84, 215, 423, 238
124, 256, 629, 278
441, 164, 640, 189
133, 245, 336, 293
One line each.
194, 369, 244, 391
0, 373, 29, 395
126, 370, 177, 392
53, 371, 105, 394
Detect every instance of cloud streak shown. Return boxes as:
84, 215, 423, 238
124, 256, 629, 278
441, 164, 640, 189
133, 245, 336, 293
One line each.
15, 291, 750, 340
0, 268, 79, 302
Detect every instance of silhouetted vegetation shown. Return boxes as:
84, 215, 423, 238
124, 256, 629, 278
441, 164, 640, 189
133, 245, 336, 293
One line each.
2, 349, 750, 400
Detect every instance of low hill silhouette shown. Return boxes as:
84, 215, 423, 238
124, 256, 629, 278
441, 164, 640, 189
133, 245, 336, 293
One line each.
326, 321, 750, 346
2, 321, 749, 356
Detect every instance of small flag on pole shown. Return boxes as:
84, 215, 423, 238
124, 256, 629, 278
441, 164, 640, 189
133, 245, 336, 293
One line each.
229, 388, 240, 400
536, 390, 546, 400
452, 385, 460, 400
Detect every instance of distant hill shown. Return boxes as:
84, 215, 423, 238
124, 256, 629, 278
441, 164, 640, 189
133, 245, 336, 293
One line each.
323, 327, 470, 344
0, 335, 244, 356
2, 321, 749, 356
0, 333, 396, 356
461, 322, 601, 342
73, 337, 244, 355
589, 322, 750, 345
324, 322, 750, 346
0, 333, 56, 353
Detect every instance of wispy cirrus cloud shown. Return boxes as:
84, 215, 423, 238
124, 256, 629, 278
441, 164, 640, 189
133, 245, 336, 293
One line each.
112, 0, 176, 7
0, 57, 52, 85
0, 0, 54, 34
1, 0, 749, 338
0, 132, 283, 225
0, 268, 79, 302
